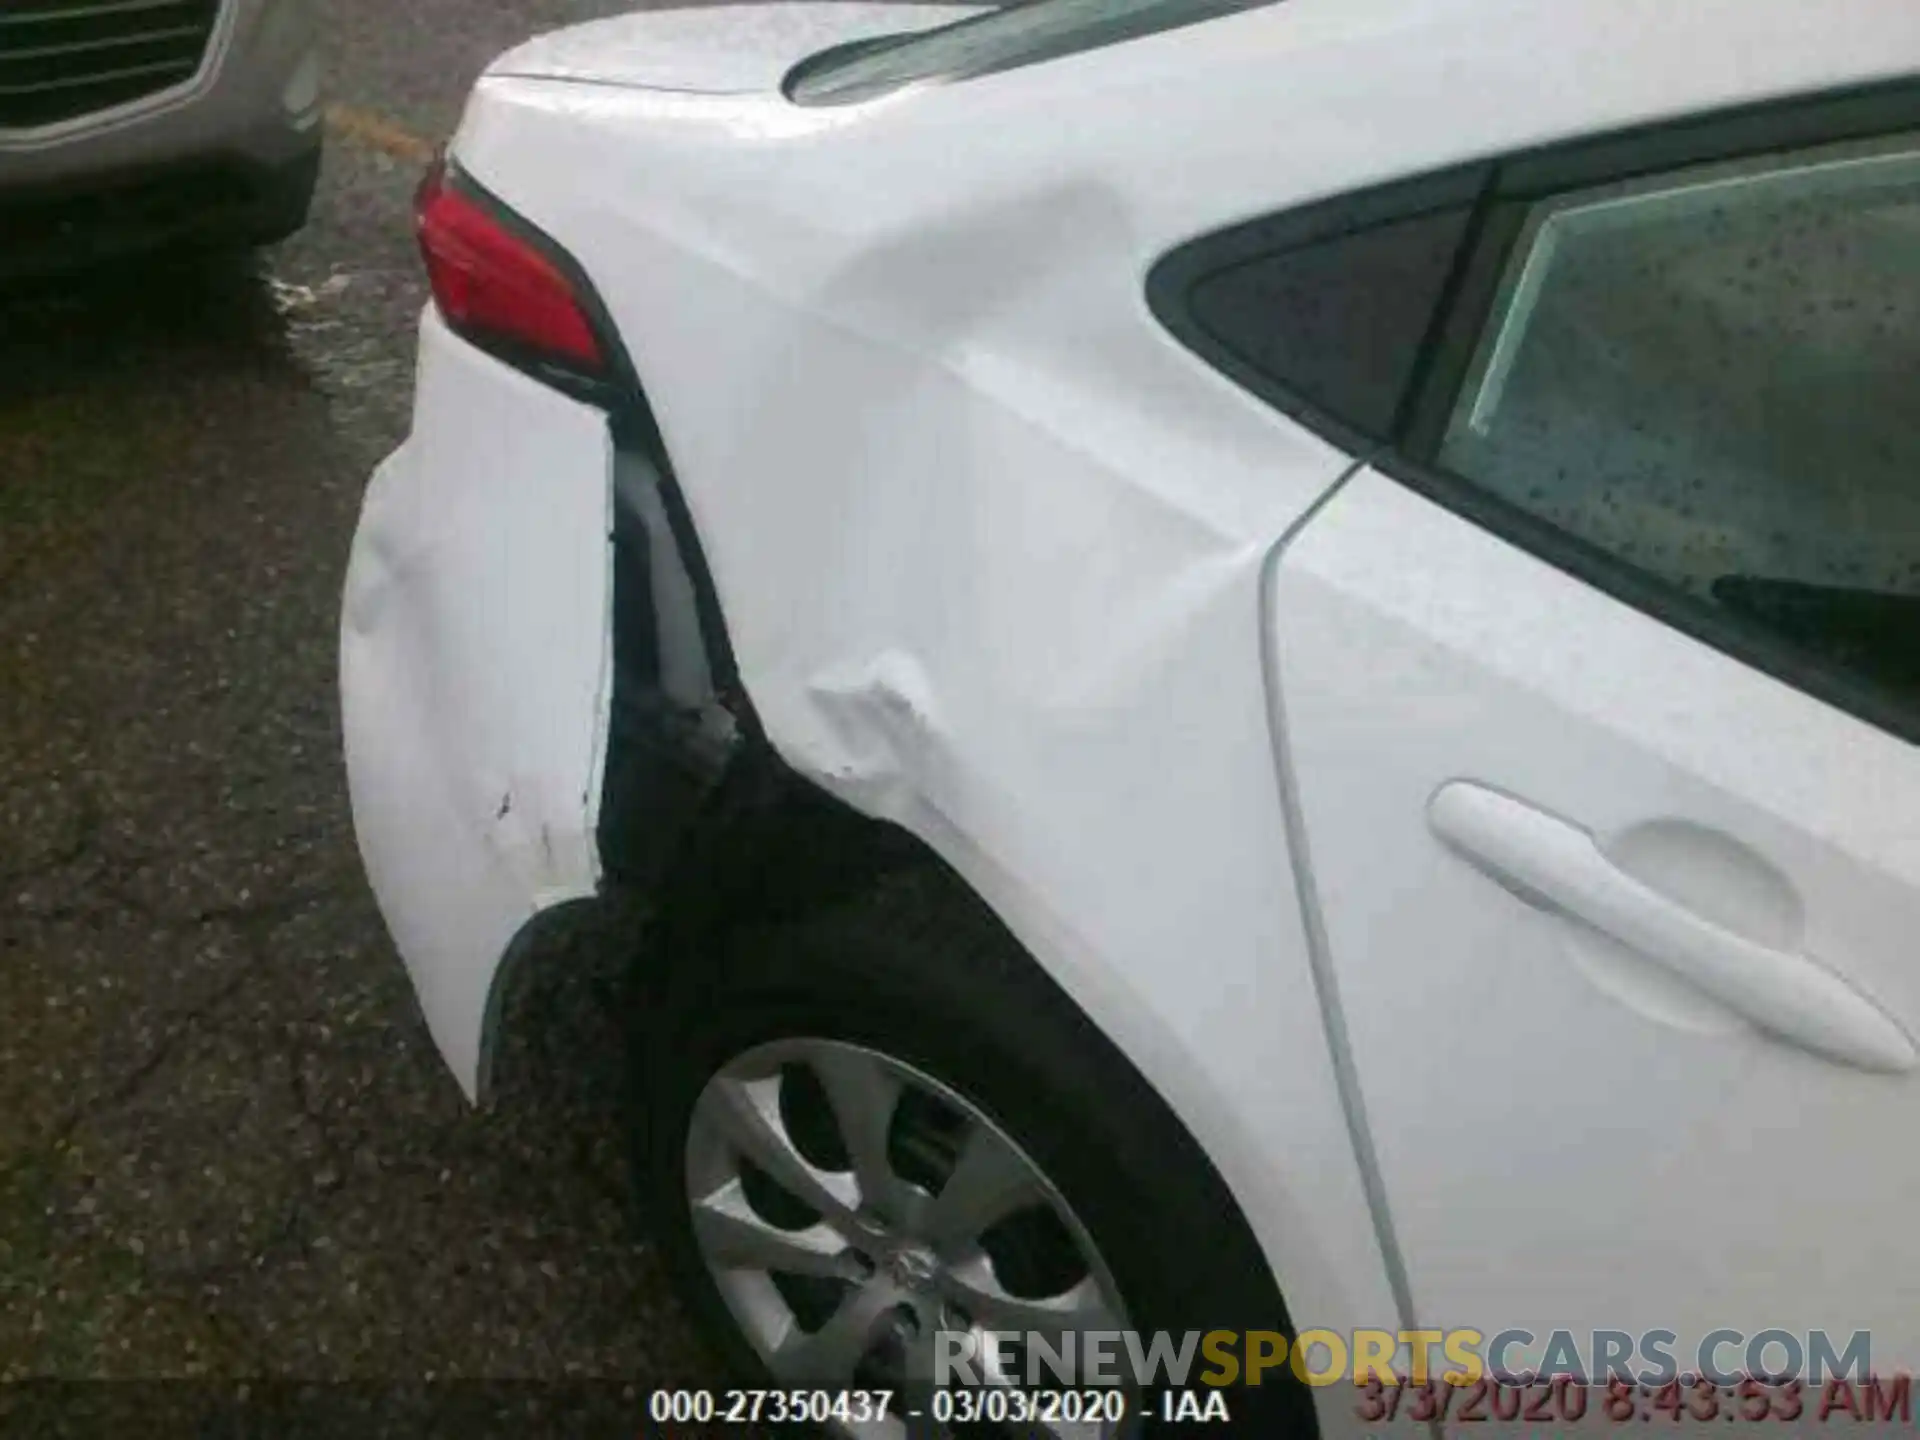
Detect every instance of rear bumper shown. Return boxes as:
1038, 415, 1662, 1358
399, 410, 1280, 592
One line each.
341, 308, 615, 1099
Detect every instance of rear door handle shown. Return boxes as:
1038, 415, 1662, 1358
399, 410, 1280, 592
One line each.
1428, 782, 1916, 1074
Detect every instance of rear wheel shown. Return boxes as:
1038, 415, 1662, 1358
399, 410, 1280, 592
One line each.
631, 869, 1320, 1438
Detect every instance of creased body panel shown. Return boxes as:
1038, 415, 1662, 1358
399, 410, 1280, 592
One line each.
341, 308, 612, 1098
451, 88, 1393, 1379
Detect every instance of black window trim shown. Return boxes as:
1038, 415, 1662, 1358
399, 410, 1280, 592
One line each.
1149, 75, 1920, 748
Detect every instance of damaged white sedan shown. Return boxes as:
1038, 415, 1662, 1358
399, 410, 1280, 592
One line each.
342, 0, 1920, 1433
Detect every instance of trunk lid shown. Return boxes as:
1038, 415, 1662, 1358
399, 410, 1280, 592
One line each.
486, 3, 987, 96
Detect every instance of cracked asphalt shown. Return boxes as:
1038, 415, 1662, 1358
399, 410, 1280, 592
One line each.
1, 1, 758, 1429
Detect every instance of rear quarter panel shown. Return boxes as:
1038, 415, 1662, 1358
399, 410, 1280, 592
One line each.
451, 69, 1392, 1385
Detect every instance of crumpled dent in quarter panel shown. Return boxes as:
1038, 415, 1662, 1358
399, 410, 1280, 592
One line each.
445, 55, 1392, 1359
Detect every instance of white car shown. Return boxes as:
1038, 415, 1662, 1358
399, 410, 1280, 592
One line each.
342, 0, 1920, 1432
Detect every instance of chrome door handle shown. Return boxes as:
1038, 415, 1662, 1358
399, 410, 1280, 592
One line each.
1428, 782, 1916, 1073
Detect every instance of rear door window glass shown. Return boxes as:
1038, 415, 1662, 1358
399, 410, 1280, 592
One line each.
1436, 136, 1920, 703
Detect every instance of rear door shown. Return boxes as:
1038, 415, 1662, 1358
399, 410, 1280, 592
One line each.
1259, 95, 1920, 1366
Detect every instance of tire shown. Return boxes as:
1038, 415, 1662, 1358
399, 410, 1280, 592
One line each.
630, 867, 1320, 1438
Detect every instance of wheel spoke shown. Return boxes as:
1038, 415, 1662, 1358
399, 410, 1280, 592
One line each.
697, 1075, 860, 1226
894, 1329, 960, 1440
810, 1047, 915, 1221
771, 1277, 904, 1383
901, 1325, 943, 1385
923, 1123, 1043, 1249
691, 1177, 860, 1279
941, 1260, 1123, 1340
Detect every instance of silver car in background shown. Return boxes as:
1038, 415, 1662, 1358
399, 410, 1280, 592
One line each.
0, 0, 321, 278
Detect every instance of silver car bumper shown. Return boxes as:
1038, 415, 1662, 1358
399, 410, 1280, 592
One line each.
0, 0, 320, 269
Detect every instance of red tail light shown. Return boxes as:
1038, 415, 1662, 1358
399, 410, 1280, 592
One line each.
415, 158, 606, 380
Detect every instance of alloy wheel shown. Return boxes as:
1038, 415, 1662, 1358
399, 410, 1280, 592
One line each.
684, 1036, 1137, 1438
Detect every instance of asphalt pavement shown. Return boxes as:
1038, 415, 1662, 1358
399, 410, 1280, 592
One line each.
0, 0, 741, 1426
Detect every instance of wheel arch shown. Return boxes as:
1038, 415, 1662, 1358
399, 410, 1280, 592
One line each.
623, 743, 1306, 1340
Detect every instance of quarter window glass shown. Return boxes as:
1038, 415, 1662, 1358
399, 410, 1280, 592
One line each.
1438, 137, 1920, 702
1188, 206, 1473, 440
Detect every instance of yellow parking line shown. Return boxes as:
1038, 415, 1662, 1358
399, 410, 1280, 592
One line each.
324, 103, 438, 165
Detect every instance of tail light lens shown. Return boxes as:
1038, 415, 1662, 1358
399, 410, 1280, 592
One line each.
415, 158, 608, 388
